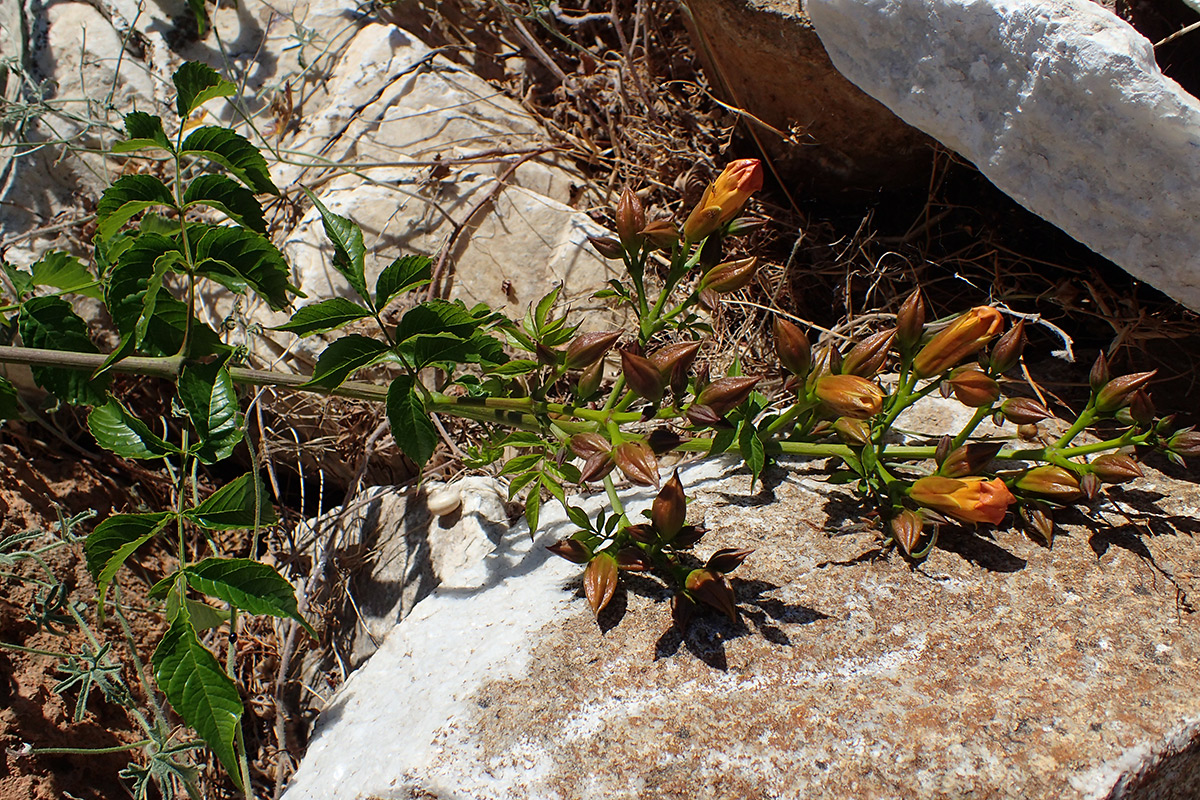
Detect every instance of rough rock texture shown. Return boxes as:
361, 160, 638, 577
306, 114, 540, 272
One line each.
683, 0, 934, 191
807, 0, 1200, 311
282, 449, 1200, 799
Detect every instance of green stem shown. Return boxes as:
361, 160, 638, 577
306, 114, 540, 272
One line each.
1054, 406, 1096, 448
950, 405, 995, 450
26, 740, 153, 756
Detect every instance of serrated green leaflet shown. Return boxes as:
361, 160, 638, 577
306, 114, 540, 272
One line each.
396, 300, 479, 343
739, 420, 766, 489
191, 225, 292, 310
186, 0, 210, 36
183, 175, 266, 233
180, 126, 278, 195
88, 398, 179, 459
386, 375, 437, 467
524, 484, 541, 532
115, 111, 172, 153
165, 594, 229, 632
95, 175, 176, 240
184, 473, 277, 530
173, 62, 235, 119
84, 513, 173, 609
500, 453, 543, 475
135, 251, 176, 348
305, 335, 391, 390
303, 189, 369, 305
178, 362, 243, 463
375, 255, 432, 309
403, 333, 478, 371
105, 233, 180, 337
183, 558, 312, 634
28, 251, 102, 299
487, 359, 538, 376
152, 604, 244, 787
273, 298, 372, 336
18, 297, 108, 405
0, 377, 20, 420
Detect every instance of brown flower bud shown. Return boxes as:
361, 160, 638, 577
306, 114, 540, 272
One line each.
934, 435, 953, 467
1090, 453, 1143, 484
695, 376, 760, 415
615, 186, 645, 250
705, 547, 754, 573
1020, 502, 1055, 545
989, 318, 1026, 375
648, 428, 684, 454
1000, 397, 1054, 425
584, 552, 619, 616
773, 317, 811, 378
1169, 428, 1200, 457
620, 349, 665, 404
896, 289, 926, 352
1095, 371, 1156, 414
652, 469, 687, 539
833, 417, 872, 447
587, 235, 624, 259
640, 218, 679, 251
889, 509, 926, 556
547, 538, 590, 564
1089, 351, 1111, 393
671, 593, 696, 630
1017, 423, 1040, 440
576, 358, 604, 399
535, 341, 560, 367
616, 547, 651, 572
1014, 465, 1084, 502
579, 453, 616, 484
626, 523, 656, 544
699, 257, 758, 294
946, 367, 1000, 408
613, 440, 660, 487
913, 306, 1004, 378
814, 374, 884, 420
1129, 389, 1155, 427
685, 568, 738, 621
570, 433, 611, 459
565, 331, 620, 371
697, 287, 722, 312
650, 340, 703, 395
842, 329, 895, 378
939, 441, 1004, 478
686, 403, 726, 428
1080, 472, 1102, 501
672, 525, 707, 548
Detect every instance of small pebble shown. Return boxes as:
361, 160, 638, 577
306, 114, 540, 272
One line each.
427, 485, 462, 516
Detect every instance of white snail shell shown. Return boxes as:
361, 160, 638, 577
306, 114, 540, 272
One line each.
426, 485, 462, 517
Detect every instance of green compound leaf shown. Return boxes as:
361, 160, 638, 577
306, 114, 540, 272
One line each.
386, 374, 437, 468
305, 335, 391, 390
113, 111, 172, 154
183, 174, 266, 233
95, 175, 176, 240
0, 377, 18, 420
88, 398, 180, 459
191, 225, 294, 310
18, 296, 108, 405
180, 126, 278, 195
173, 62, 235, 120
152, 604, 244, 787
375, 255, 432, 310
84, 512, 173, 609
302, 189, 369, 306
28, 251, 102, 299
272, 298, 372, 337
184, 473, 277, 530
178, 361, 243, 464
183, 558, 313, 634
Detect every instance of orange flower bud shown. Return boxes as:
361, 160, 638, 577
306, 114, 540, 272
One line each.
682, 159, 764, 242
946, 366, 1000, 408
565, 331, 621, 370
814, 374, 884, 420
841, 329, 895, 378
615, 186, 645, 250
833, 416, 872, 447
699, 257, 758, 294
773, 317, 811, 378
909, 475, 1015, 525
652, 469, 686, 539
913, 307, 1004, 378
1014, 465, 1084, 502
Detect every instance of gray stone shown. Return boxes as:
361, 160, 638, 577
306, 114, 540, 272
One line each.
682, 0, 935, 191
808, 0, 1200, 311
282, 452, 1200, 799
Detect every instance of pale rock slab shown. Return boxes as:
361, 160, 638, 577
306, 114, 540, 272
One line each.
807, 0, 1200, 311
283, 453, 1200, 799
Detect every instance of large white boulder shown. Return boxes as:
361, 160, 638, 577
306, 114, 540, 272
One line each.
807, 0, 1200, 312
282, 453, 1200, 799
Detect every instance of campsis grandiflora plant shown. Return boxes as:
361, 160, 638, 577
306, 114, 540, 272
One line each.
1, 63, 1198, 789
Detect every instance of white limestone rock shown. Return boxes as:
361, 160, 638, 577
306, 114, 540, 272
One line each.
807, 0, 1200, 311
